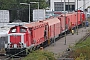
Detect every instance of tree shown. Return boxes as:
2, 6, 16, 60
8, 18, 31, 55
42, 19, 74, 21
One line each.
0, 0, 48, 22
0, 0, 48, 10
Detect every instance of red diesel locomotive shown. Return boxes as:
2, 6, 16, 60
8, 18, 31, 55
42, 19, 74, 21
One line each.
5, 11, 86, 56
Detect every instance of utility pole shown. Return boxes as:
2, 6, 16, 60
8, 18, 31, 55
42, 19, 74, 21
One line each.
77, 0, 78, 35
82, 0, 84, 28
61, 0, 62, 11
30, 2, 39, 21
29, 4, 30, 23
68, 0, 69, 13
37, 2, 39, 21
83, 0, 86, 29
75, 0, 76, 11
64, 0, 66, 45
53, 30, 55, 45
20, 3, 31, 23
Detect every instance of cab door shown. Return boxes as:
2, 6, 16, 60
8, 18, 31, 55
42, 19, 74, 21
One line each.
26, 29, 32, 47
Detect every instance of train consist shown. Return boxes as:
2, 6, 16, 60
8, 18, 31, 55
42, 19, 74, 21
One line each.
5, 11, 86, 56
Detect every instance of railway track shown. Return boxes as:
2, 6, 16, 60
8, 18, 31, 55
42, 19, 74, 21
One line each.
0, 55, 23, 60
79, 30, 90, 42
0, 49, 24, 60
60, 29, 90, 59
0, 29, 89, 60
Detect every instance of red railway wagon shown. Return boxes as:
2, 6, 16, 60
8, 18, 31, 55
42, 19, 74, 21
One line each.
75, 12, 81, 25
58, 14, 73, 32
43, 17, 61, 39
65, 12, 84, 29
64, 13, 73, 30
73, 12, 86, 26
76, 10, 86, 22
58, 15, 66, 33
81, 12, 86, 21
65, 15, 71, 30
25, 22, 48, 46
71, 13, 77, 27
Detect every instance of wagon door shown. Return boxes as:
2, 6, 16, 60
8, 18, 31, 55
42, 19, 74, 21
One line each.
65, 17, 69, 30
44, 25, 48, 41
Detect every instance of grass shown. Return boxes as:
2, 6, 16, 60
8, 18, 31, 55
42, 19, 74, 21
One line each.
23, 36, 90, 60
68, 37, 90, 59
87, 17, 90, 22
75, 37, 90, 48
23, 50, 56, 60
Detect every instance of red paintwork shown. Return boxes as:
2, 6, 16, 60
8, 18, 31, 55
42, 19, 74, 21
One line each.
77, 12, 81, 25
7, 10, 86, 50
54, 12, 62, 14
65, 16, 70, 29
10, 35, 21, 44
58, 15, 65, 32
8, 26, 32, 47
25, 22, 48, 45
71, 13, 76, 27
65, 13, 73, 29
43, 17, 61, 39
81, 13, 86, 21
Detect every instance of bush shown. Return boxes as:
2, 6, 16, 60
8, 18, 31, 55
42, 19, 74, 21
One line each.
23, 50, 56, 60
69, 37, 90, 59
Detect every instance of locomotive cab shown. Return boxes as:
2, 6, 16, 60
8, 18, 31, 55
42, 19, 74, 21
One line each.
5, 25, 31, 56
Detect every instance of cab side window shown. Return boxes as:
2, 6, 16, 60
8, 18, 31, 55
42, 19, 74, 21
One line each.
10, 27, 16, 33
20, 27, 27, 33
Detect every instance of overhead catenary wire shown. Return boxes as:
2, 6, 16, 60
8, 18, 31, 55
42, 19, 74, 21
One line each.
76, 0, 90, 10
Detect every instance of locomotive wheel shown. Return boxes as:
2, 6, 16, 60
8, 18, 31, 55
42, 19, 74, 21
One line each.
32, 46, 36, 51
50, 38, 54, 44
28, 48, 33, 52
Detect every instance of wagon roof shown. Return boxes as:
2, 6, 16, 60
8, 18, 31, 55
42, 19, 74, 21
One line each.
25, 21, 47, 29
43, 17, 60, 26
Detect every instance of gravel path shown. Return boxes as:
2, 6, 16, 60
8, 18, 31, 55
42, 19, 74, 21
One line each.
44, 27, 90, 56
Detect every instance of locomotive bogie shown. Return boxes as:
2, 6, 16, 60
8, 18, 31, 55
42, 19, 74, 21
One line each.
5, 48, 28, 56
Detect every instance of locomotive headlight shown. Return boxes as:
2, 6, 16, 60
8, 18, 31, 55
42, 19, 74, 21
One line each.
19, 42, 22, 44
19, 42, 26, 48
23, 44, 26, 47
5, 44, 7, 48
7, 43, 11, 48
14, 44, 17, 48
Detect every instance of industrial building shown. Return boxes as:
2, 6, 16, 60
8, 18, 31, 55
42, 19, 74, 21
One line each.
49, 0, 90, 11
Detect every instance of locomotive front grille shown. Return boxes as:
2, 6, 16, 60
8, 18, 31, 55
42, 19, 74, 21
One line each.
5, 33, 26, 48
